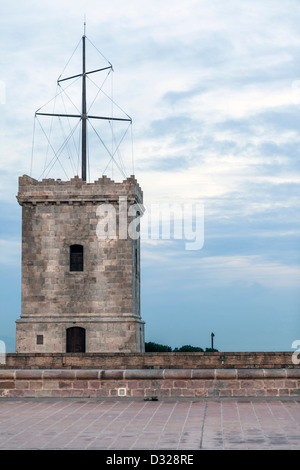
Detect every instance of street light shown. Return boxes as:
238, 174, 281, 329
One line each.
211, 332, 215, 350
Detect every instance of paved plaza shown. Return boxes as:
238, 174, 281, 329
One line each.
0, 398, 299, 450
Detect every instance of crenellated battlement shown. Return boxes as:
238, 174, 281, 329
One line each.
17, 174, 143, 205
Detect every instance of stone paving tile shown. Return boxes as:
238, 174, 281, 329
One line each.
0, 399, 299, 450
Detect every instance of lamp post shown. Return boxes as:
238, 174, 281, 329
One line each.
211, 332, 215, 350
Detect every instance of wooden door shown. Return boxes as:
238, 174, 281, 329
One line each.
66, 327, 86, 353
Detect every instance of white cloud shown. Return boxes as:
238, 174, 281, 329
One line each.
141, 246, 300, 289
186, 82, 297, 122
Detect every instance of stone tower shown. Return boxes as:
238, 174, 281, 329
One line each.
15, 31, 145, 353
15, 174, 145, 353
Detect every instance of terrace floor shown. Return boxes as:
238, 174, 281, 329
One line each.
0, 398, 299, 450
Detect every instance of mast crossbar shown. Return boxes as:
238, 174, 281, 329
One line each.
57, 66, 112, 83
36, 112, 131, 122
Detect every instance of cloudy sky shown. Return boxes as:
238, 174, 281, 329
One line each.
0, 0, 299, 352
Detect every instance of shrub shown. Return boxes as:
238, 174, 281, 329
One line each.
145, 341, 172, 352
173, 344, 204, 352
145, 342, 218, 352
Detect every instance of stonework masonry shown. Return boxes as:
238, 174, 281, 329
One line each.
1, 351, 297, 370
0, 368, 299, 399
15, 174, 145, 353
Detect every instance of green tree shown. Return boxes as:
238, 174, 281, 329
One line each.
173, 345, 204, 352
145, 341, 172, 352
145, 341, 218, 353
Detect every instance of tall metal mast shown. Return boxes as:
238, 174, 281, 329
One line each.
82, 33, 87, 181
35, 28, 132, 182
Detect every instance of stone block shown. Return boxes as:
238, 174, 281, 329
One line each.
101, 370, 124, 380
43, 370, 76, 380
191, 369, 215, 379
237, 369, 264, 379
215, 370, 237, 380
264, 369, 287, 379
194, 389, 207, 397
16, 370, 43, 380
173, 380, 188, 388
0, 381, 15, 389
73, 380, 89, 389
286, 369, 300, 378
219, 389, 233, 397
29, 381, 43, 390
124, 369, 164, 380
130, 388, 145, 397
164, 370, 192, 379
241, 380, 264, 389
76, 370, 99, 380
15, 380, 30, 389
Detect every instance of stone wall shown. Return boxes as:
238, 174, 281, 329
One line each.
1, 351, 297, 370
0, 369, 299, 399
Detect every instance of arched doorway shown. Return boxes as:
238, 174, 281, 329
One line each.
66, 327, 86, 353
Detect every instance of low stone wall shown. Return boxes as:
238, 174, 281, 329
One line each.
1, 351, 296, 370
0, 369, 299, 399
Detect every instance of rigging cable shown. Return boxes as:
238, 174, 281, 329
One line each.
58, 78, 82, 115
86, 36, 113, 68
108, 120, 130, 177
86, 69, 112, 114
77, 119, 81, 176
86, 72, 131, 121
30, 115, 36, 177
87, 124, 90, 183
35, 76, 80, 115
42, 85, 59, 178
58, 117, 76, 177
86, 69, 133, 178
102, 122, 131, 179
58, 84, 80, 174
131, 122, 135, 176
89, 118, 127, 179
36, 116, 81, 180
57, 37, 82, 82
87, 118, 127, 178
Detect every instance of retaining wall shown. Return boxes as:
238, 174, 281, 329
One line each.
1, 352, 296, 370
0, 369, 299, 399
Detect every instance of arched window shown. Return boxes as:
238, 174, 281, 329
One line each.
70, 244, 84, 272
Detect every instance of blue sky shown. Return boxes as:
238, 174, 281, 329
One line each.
0, 0, 300, 352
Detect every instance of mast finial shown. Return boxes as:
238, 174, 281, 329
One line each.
84, 15, 86, 36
